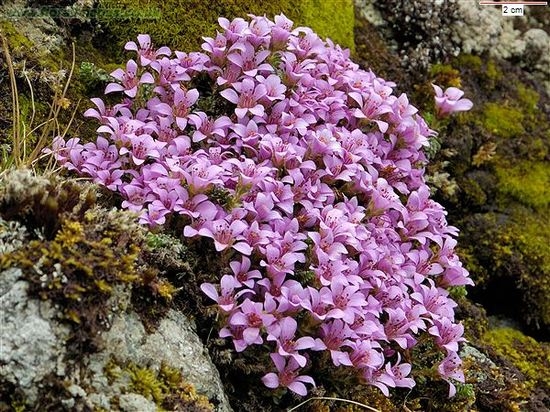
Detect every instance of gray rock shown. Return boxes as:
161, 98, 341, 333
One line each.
0, 219, 28, 254
0, 268, 70, 402
118, 393, 157, 412
354, 0, 385, 27
460, 343, 498, 383
0, 266, 232, 411
357, 0, 550, 95
86, 309, 233, 412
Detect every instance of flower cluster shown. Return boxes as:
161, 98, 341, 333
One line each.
52, 15, 473, 397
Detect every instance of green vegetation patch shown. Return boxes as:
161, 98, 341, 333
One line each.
128, 362, 214, 411
483, 327, 550, 392
494, 160, 550, 210
96, 0, 355, 60
481, 103, 525, 139
460, 208, 550, 331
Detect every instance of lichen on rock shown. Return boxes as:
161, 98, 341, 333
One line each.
0, 267, 71, 405
0, 171, 232, 411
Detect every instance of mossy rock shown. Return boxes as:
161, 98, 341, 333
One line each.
459, 209, 550, 336
480, 103, 525, 139
415, 50, 550, 337
483, 327, 550, 394
125, 362, 214, 411
96, 0, 355, 59
494, 160, 550, 211
483, 326, 550, 411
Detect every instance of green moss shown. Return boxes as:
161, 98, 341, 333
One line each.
456, 54, 482, 71
453, 55, 502, 92
485, 59, 501, 82
430, 63, 462, 87
78, 61, 114, 94
96, 0, 355, 60
526, 138, 549, 161
125, 362, 213, 411
459, 177, 487, 207
0, 214, 145, 344
481, 103, 525, 139
129, 365, 166, 403
505, 211, 550, 327
483, 327, 550, 391
298, 0, 355, 52
516, 84, 539, 113
494, 160, 550, 210
460, 209, 550, 330
0, 21, 34, 52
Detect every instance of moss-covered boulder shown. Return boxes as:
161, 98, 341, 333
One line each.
0, 170, 230, 411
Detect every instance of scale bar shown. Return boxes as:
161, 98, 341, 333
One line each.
479, 1, 548, 4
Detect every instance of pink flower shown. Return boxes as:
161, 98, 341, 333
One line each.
83, 98, 132, 123
201, 33, 227, 64
218, 17, 248, 42
227, 41, 271, 77
150, 57, 191, 86
105, 59, 154, 98
230, 256, 262, 288
200, 274, 248, 312
428, 318, 465, 353
174, 51, 209, 73
287, 27, 325, 59
54, 15, 475, 399
262, 353, 315, 396
220, 78, 267, 118
349, 91, 392, 133
384, 308, 416, 349
93, 169, 124, 191
119, 134, 165, 166
371, 354, 415, 396
260, 244, 300, 277
267, 317, 317, 367
198, 219, 252, 254
438, 351, 465, 397
151, 86, 199, 130
139, 201, 170, 226
432, 84, 473, 117
125, 34, 171, 66
318, 319, 354, 367
188, 112, 232, 143
300, 286, 330, 321
180, 158, 224, 193
324, 279, 367, 324
349, 339, 384, 370
257, 74, 286, 102
229, 298, 275, 347
245, 15, 272, 48
121, 182, 153, 213
271, 14, 293, 49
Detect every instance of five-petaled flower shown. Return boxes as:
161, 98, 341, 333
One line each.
262, 353, 316, 396
432, 84, 473, 117
106, 59, 155, 98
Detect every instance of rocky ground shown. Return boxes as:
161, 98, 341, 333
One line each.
0, 1, 548, 411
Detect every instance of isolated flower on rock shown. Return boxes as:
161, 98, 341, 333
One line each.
432, 84, 473, 117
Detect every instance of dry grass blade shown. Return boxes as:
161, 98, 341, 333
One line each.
1, 33, 21, 168
0, 36, 77, 176
28, 42, 77, 169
